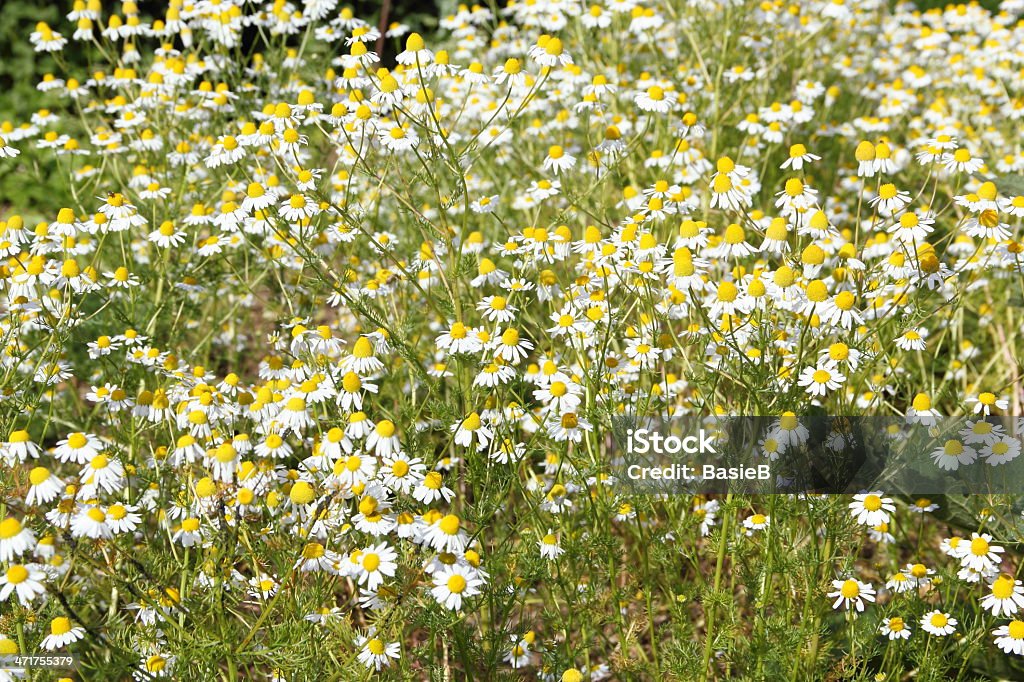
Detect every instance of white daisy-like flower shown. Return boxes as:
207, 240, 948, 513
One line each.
981, 436, 1022, 466
880, 616, 911, 640
982, 575, 1024, 617
356, 630, 401, 671
993, 620, 1024, 655
848, 492, 895, 526
26, 466, 64, 505
538, 530, 565, 560
355, 542, 398, 592
365, 420, 401, 457
40, 618, 86, 650
0, 563, 47, 606
920, 610, 957, 636
828, 577, 875, 612
431, 564, 484, 611
0, 517, 36, 561
798, 362, 845, 397
961, 533, 1004, 572
869, 183, 912, 214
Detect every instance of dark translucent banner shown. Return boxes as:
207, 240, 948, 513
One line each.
610, 415, 1024, 495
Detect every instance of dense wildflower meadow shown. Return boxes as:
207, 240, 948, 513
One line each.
2, 0, 1024, 679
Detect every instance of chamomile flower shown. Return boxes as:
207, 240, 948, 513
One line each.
798, 362, 845, 397
431, 564, 484, 611
894, 328, 927, 351
920, 610, 956, 636
0, 564, 47, 606
79, 453, 126, 494
25, 467, 64, 505
930, 439, 976, 470
543, 145, 576, 173
0, 136, 19, 158
848, 492, 895, 526
54, 432, 103, 464
742, 513, 769, 535
880, 617, 911, 640
982, 575, 1024, 617
993, 621, 1024, 655
413, 472, 455, 504
424, 513, 469, 553
494, 58, 527, 87
365, 420, 401, 457
355, 542, 398, 591
969, 392, 1009, 416
780, 143, 820, 170
1, 430, 41, 463
961, 533, 1004, 572
943, 147, 984, 174
40, 618, 86, 650
436, 322, 483, 355
886, 572, 913, 594
635, 85, 671, 113
0, 518, 35, 561
869, 184, 912, 215
538, 530, 565, 560
902, 562, 934, 588
828, 578, 875, 612
396, 32, 433, 65
356, 631, 401, 671
981, 436, 1022, 466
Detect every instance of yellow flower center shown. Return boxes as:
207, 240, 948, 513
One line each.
6, 565, 29, 584
29, 467, 51, 485
447, 574, 468, 593
993, 577, 1015, 599
302, 542, 324, 559
834, 291, 855, 311
971, 537, 990, 556
352, 337, 374, 358
439, 514, 460, 535
50, 617, 72, 635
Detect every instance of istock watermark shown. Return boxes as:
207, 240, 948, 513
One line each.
608, 414, 1024, 495
625, 427, 717, 455
623, 426, 771, 482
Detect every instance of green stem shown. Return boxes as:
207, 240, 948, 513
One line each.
701, 492, 733, 681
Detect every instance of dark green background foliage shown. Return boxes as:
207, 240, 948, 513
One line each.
0, 2, 61, 120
